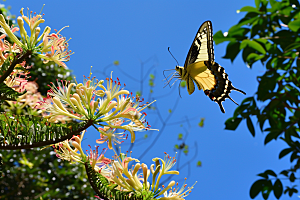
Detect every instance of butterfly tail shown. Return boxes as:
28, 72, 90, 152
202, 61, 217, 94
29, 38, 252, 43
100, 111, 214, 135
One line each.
227, 95, 239, 105
216, 101, 225, 113
231, 85, 246, 95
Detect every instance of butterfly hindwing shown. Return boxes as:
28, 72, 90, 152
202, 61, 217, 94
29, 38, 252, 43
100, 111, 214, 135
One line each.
205, 62, 246, 113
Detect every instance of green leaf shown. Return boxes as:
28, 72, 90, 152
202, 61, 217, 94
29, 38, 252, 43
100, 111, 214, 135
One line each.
247, 53, 265, 62
273, 179, 283, 199
250, 179, 267, 199
0, 83, 26, 101
214, 30, 236, 45
284, 42, 300, 52
264, 130, 281, 145
257, 172, 268, 179
222, 41, 241, 62
289, 173, 296, 182
288, 18, 300, 32
280, 170, 288, 177
240, 6, 260, 13
269, 0, 281, 12
228, 27, 250, 38
240, 40, 266, 54
246, 116, 255, 137
279, 148, 293, 159
262, 180, 272, 199
225, 117, 243, 130
255, 0, 261, 8
290, 151, 298, 162
265, 170, 277, 177
238, 17, 259, 27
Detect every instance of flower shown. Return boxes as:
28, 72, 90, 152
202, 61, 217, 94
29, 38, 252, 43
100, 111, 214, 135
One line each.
53, 133, 85, 163
0, 14, 23, 47
96, 119, 127, 149
104, 152, 147, 193
152, 152, 179, 192
4, 71, 28, 93
42, 80, 84, 122
158, 179, 197, 200
0, 25, 22, 65
38, 27, 73, 68
86, 145, 111, 171
53, 131, 111, 177
20, 7, 45, 34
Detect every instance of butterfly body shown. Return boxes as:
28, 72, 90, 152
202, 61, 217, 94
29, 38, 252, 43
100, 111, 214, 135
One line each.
170, 21, 246, 113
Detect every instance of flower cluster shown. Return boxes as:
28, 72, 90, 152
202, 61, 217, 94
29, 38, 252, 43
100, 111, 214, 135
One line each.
0, 7, 72, 71
48, 71, 196, 200
42, 71, 156, 147
54, 133, 196, 200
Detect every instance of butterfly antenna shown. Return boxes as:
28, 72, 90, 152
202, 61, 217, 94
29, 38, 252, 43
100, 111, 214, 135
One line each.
168, 47, 179, 66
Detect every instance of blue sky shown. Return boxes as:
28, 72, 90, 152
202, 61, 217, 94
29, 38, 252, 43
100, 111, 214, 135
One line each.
6, 1, 294, 200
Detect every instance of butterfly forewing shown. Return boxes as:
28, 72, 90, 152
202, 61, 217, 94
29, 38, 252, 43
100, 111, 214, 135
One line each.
184, 21, 214, 68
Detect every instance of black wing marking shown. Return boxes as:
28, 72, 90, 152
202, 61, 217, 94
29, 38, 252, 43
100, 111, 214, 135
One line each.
184, 21, 214, 68
204, 62, 246, 113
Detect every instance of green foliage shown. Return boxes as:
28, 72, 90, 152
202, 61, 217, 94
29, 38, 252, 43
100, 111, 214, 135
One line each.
0, 148, 97, 199
0, 114, 90, 150
215, 0, 300, 199
27, 55, 73, 95
0, 83, 26, 102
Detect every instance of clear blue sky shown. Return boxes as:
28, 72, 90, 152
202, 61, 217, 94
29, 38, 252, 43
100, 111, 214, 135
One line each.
6, 1, 293, 200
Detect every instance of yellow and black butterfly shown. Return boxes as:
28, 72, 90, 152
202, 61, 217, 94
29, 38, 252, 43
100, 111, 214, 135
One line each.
166, 21, 246, 113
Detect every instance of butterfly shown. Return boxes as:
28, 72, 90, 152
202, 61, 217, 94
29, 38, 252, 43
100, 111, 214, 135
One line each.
165, 21, 246, 113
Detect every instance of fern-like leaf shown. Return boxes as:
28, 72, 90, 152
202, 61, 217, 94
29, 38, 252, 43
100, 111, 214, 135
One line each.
0, 83, 26, 102
0, 114, 93, 149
